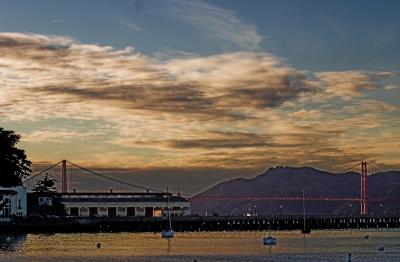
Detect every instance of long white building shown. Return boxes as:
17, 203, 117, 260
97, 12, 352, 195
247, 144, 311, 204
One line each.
61, 192, 190, 218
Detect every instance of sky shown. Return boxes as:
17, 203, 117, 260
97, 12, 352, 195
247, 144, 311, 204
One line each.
0, 0, 399, 193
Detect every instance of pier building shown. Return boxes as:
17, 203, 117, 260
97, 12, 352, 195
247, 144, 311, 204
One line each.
60, 192, 190, 218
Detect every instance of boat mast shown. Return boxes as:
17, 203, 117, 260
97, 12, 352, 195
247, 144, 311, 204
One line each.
268, 220, 271, 236
302, 189, 306, 231
167, 188, 172, 230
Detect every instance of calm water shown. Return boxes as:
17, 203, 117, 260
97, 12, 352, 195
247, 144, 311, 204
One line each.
0, 230, 399, 261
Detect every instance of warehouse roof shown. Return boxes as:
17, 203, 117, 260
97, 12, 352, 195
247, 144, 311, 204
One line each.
60, 192, 188, 203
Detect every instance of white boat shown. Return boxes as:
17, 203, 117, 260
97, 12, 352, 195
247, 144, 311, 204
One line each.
263, 236, 277, 245
161, 229, 175, 238
161, 189, 175, 239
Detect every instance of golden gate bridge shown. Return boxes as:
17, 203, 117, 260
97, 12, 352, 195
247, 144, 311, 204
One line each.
23, 160, 393, 215
24, 160, 163, 193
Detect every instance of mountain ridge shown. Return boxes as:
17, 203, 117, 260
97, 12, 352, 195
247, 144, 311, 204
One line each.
191, 166, 400, 216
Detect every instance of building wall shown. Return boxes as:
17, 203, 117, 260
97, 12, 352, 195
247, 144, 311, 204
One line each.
61, 194, 191, 218
14, 186, 27, 217
63, 201, 190, 217
0, 186, 27, 217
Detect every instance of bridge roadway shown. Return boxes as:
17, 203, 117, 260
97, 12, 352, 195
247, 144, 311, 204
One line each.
4, 214, 400, 233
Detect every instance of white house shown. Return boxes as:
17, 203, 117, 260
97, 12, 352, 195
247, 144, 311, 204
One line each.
61, 192, 190, 218
0, 186, 27, 218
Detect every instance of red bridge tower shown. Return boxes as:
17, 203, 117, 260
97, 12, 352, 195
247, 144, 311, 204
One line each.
360, 161, 368, 214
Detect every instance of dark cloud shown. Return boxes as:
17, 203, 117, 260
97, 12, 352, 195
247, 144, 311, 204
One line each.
144, 127, 344, 150
223, 85, 309, 108
32, 84, 247, 121
157, 132, 274, 149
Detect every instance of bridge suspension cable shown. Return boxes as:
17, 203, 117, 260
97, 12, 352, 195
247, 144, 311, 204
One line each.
66, 161, 163, 193
23, 160, 63, 182
23, 160, 164, 193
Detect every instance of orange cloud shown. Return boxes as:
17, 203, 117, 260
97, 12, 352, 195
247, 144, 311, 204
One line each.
0, 32, 398, 172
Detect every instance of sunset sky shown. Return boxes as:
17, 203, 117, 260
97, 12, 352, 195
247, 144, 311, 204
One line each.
0, 0, 399, 192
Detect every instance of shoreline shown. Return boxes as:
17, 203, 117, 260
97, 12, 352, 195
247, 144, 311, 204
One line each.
0, 215, 399, 233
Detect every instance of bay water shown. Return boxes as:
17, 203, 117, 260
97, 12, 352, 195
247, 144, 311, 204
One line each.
0, 230, 399, 261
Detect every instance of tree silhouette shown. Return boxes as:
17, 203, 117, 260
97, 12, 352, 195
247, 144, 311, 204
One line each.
0, 127, 31, 187
33, 173, 57, 193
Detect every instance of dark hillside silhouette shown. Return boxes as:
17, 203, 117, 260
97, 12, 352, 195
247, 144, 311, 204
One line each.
191, 166, 400, 216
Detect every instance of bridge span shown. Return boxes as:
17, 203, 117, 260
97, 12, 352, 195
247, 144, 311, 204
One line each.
24, 160, 392, 215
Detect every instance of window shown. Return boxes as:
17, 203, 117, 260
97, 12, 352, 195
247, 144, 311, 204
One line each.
3, 207, 11, 216
127, 207, 135, 217
108, 207, 117, 217
145, 207, 154, 217
89, 207, 98, 217
153, 209, 162, 217
70, 207, 79, 216
2, 198, 10, 216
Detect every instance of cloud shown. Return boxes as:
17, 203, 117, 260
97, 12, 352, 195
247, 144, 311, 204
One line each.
51, 19, 66, 24
0, 32, 73, 49
343, 99, 397, 114
130, 128, 343, 151
314, 71, 394, 100
132, 131, 275, 150
165, 52, 312, 109
384, 85, 397, 90
0, 32, 310, 122
288, 109, 322, 120
168, 0, 263, 50
153, 48, 199, 60
116, 17, 145, 32
22, 128, 105, 143
0, 32, 398, 172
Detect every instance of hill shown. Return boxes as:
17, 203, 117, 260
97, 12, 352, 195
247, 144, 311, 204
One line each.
190, 166, 400, 216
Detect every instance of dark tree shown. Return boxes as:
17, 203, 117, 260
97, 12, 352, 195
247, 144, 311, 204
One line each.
32, 173, 57, 193
0, 127, 31, 186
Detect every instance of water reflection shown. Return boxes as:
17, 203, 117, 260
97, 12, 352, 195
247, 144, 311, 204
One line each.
0, 231, 399, 260
0, 234, 27, 253
165, 238, 172, 253
265, 244, 273, 254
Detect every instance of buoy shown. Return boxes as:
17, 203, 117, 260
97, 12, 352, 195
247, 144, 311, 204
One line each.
96, 243, 101, 248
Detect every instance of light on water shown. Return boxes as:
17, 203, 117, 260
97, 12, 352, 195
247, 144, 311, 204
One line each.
0, 230, 400, 261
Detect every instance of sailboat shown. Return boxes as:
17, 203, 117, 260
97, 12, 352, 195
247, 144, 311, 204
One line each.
301, 189, 311, 234
161, 190, 175, 238
262, 221, 277, 245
